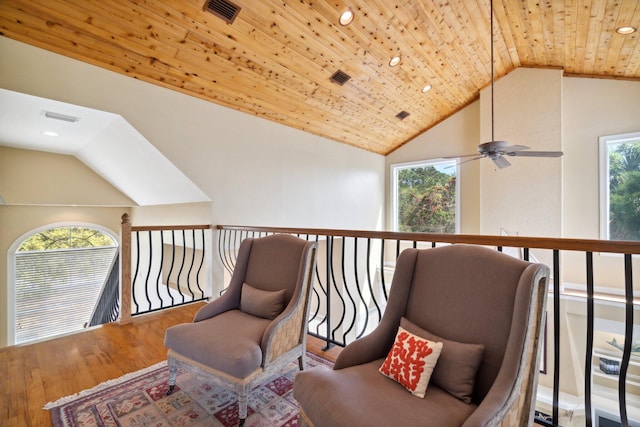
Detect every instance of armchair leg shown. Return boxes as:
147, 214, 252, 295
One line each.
167, 363, 178, 396
238, 392, 248, 426
298, 353, 307, 371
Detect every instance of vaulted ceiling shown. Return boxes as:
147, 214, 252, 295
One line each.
1, 0, 638, 155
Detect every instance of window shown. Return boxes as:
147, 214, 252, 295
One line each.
600, 131, 640, 241
392, 159, 459, 233
13, 226, 118, 344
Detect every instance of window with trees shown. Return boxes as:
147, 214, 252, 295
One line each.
392, 160, 458, 233
600, 132, 640, 241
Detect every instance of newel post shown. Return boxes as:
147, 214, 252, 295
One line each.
120, 213, 133, 324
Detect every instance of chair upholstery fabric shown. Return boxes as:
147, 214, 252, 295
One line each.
164, 233, 318, 425
293, 244, 549, 427
164, 310, 271, 378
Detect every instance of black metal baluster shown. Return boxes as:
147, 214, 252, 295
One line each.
132, 231, 141, 314
351, 238, 369, 340
339, 237, 357, 343
552, 249, 561, 426
322, 235, 332, 350
310, 235, 324, 336
219, 228, 233, 274
194, 229, 205, 299
185, 229, 196, 300
380, 239, 388, 301
144, 230, 158, 311
167, 230, 177, 305
176, 230, 187, 303
619, 254, 634, 427
585, 252, 594, 427
366, 237, 383, 323
330, 236, 347, 345
153, 230, 166, 308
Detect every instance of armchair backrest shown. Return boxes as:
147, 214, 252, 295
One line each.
231, 234, 317, 307
382, 244, 548, 404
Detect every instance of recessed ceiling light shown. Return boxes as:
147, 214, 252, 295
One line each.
389, 56, 401, 67
339, 9, 354, 26
421, 84, 432, 93
41, 131, 60, 137
616, 26, 637, 35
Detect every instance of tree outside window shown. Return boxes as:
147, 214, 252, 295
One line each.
19, 226, 116, 251
393, 160, 458, 233
600, 132, 640, 241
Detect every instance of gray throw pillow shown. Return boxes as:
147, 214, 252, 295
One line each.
401, 317, 484, 404
240, 283, 286, 320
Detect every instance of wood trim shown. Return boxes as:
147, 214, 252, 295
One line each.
131, 224, 212, 232
216, 225, 640, 255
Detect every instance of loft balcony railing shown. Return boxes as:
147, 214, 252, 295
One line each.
119, 214, 211, 323
87, 251, 120, 327
217, 224, 640, 427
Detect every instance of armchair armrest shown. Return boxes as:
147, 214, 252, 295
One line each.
193, 289, 239, 322
333, 320, 396, 370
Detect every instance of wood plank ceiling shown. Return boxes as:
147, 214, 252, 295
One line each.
1, 0, 639, 155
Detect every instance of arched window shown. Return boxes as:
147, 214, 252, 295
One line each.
12, 225, 118, 344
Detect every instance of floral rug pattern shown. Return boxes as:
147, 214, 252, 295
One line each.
46, 353, 331, 427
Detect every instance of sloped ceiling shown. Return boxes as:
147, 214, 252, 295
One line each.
0, 88, 210, 206
0, 0, 638, 155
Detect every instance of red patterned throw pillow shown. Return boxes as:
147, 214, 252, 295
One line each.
379, 325, 443, 398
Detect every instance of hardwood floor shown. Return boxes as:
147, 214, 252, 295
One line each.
0, 303, 342, 427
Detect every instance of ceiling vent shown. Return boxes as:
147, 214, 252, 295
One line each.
395, 111, 410, 120
204, 0, 241, 24
43, 110, 80, 122
330, 70, 351, 86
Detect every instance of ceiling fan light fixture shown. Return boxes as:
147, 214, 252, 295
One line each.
339, 9, 354, 26
389, 55, 401, 67
616, 26, 637, 35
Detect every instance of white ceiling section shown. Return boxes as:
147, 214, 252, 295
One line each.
0, 88, 210, 206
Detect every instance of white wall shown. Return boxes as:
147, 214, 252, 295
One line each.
562, 77, 640, 287
480, 68, 563, 238
385, 101, 481, 234
0, 37, 385, 230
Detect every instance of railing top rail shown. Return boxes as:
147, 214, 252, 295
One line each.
216, 225, 640, 255
131, 224, 212, 232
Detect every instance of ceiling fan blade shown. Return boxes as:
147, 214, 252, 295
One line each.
511, 150, 563, 158
503, 144, 529, 152
492, 156, 511, 169
442, 153, 480, 159
445, 155, 485, 169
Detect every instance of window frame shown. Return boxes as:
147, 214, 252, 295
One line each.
7, 222, 119, 345
599, 131, 640, 241
390, 158, 460, 233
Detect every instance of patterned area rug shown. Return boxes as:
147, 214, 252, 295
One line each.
45, 352, 332, 427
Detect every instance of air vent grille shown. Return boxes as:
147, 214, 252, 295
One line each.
395, 111, 410, 120
330, 70, 351, 86
204, 0, 241, 24
43, 110, 80, 122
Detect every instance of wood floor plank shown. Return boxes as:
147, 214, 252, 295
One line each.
0, 302, 343, 427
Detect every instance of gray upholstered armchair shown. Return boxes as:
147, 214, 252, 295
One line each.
294, 244, 549, 427
164, 233, 317, 426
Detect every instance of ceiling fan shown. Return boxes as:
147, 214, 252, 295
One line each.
451, 0, 563, 169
